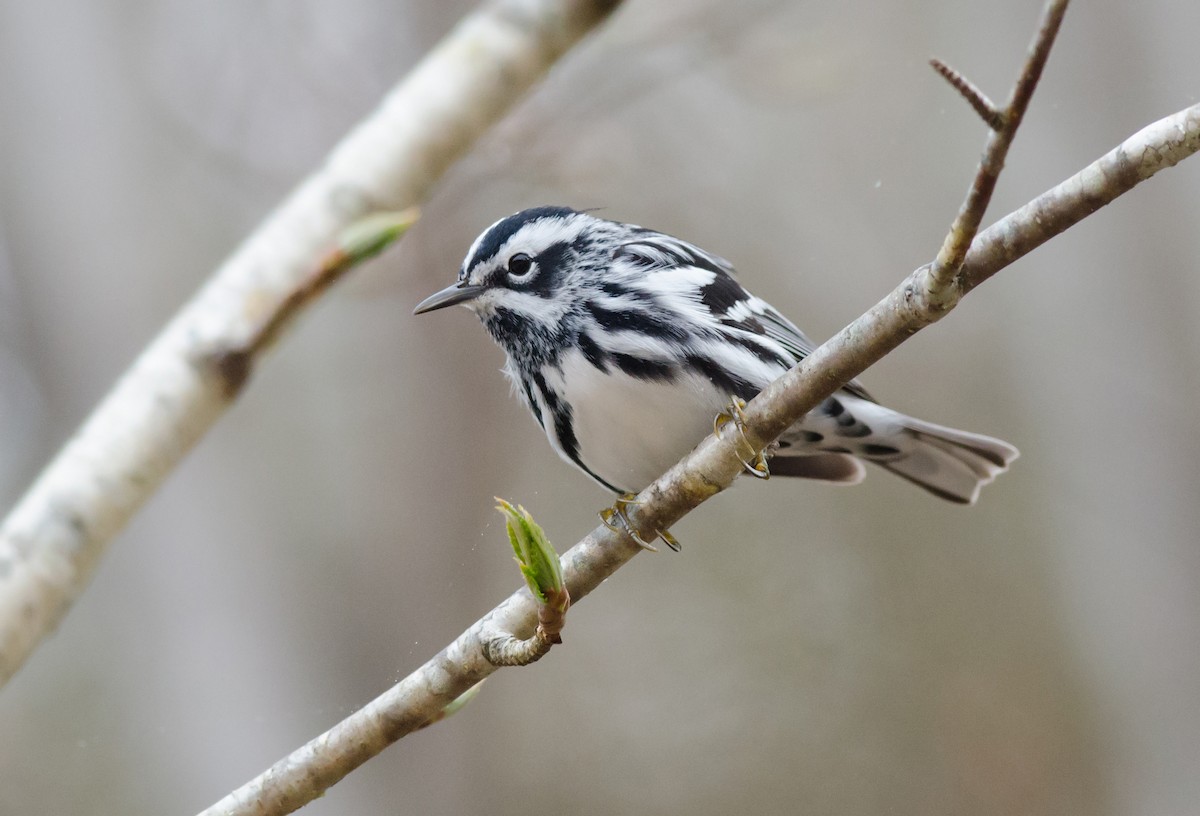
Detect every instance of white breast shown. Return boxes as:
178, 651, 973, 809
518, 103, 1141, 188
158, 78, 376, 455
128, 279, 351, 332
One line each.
544, 349, 732, 492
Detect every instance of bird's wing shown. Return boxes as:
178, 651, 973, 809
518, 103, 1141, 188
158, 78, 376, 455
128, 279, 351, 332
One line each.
615, 232, 740, 278
614, 231, 875, 402
736, 296, 875, 403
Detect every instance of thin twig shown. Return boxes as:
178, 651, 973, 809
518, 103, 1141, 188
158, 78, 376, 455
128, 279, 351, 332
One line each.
929, 58, 1004, 129
925, 0, 1070, 307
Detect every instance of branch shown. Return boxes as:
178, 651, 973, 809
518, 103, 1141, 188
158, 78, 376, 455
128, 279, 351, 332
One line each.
924, 0, 1070, 308
199, 58, 1200, 816
212, 209, 420, 394
961, 104, 1200, 291
197, 531, 634, 816
0, 0, 625, 689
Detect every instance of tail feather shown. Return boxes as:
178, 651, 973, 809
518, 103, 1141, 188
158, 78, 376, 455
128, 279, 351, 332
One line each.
769, 453, 866, 483
879, 418, 1019, 505
773, 395, 1018, 504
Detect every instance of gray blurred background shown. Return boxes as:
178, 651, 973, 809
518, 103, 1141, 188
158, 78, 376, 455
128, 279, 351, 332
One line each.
1, 1, 1198, 814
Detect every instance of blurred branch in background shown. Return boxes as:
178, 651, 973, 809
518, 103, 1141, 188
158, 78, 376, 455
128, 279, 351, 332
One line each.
0, 0, 625, 689
210, 209, 421, 394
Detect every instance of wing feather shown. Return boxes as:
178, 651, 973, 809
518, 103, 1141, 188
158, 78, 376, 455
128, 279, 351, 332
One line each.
614, 231, 875, 402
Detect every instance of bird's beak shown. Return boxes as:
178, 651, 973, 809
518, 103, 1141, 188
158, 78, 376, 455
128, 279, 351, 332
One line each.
413, 281, 486, 315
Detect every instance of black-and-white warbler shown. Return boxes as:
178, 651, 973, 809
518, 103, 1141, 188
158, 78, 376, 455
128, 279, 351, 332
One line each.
416, 206, 1017, 508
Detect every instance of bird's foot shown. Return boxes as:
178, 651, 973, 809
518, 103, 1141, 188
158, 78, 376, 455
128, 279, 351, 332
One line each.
598, 493, 681, 552
714, 396, 770, 479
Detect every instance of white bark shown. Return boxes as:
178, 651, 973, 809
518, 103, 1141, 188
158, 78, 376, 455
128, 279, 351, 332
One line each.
0, 0, 624, 688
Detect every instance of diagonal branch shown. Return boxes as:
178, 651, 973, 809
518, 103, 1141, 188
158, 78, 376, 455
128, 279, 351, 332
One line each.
197, 100, 1200, 816
728, 101, 1200, 464
962, 104, 1200, 291
0, 0, 626, 690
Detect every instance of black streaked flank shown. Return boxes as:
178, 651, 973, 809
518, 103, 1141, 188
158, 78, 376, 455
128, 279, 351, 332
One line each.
533, 371, 623, 493
532, 371, 574, 458
612, 353, 675, 382
467, 206, 578, 273
723, 331, 793, 368
521, 379, 544, 429
585, 300, 689, 341
577, 332, 609, 372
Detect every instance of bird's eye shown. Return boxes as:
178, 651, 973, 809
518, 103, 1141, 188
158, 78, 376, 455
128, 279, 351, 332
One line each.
506, 253, 535, 280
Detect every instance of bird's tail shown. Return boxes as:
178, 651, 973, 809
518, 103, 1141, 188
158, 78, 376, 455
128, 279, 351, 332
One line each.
873, 415, 1019, 505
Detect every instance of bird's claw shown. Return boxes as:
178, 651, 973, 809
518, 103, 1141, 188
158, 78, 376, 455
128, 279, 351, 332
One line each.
714, 396, 770, 479
655, 527, 681, 552
598, 493, 681, 552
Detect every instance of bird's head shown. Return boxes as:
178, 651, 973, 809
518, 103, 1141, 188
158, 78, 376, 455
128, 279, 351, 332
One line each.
413, 206, 612, 323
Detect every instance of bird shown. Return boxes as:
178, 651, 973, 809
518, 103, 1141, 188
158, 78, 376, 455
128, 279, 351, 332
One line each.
414, 206, 1017, 526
